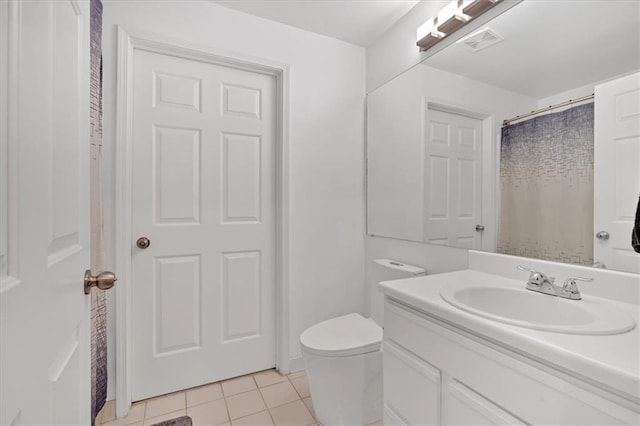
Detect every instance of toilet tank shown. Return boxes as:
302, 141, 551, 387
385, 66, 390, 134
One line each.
369, 259, 425, 326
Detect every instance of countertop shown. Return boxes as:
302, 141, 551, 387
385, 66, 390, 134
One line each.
379, 269, 640, 403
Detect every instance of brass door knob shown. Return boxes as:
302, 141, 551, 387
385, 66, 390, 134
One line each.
136, 237, 151, 249
84, 270, 117, 294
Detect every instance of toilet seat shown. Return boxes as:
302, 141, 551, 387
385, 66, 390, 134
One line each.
300, 313, 382, 357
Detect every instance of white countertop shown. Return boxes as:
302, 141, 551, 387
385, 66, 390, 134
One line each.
379, 268, 640, 403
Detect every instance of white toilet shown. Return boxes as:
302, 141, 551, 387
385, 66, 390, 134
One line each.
300, 259, 425, 425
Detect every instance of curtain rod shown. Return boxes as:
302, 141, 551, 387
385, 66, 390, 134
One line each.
502, 93, 594, 127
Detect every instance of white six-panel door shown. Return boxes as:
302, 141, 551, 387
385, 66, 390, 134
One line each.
0, 0, 91, 424
130, 49, 276, 400
594, 72, 640, 273
424, 107, 483, 249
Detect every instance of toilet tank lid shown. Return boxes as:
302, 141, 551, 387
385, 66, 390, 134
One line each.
300, 313, 382, 357
373, 259, 425, 276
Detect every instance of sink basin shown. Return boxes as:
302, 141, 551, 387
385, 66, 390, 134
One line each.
440, 283, 636, 335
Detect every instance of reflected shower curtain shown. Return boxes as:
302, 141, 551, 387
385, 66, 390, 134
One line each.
498, 103, 594, 265
90, 0, 107, 424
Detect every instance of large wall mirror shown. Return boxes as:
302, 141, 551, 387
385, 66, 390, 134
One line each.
367, 0, 640, 273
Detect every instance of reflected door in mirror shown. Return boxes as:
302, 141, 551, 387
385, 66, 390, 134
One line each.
425, 108, 482, 249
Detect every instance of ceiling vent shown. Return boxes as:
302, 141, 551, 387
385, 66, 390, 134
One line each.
456, 27, 504, 52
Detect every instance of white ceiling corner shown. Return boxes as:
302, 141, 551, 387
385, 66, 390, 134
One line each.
209, 0, 420, 47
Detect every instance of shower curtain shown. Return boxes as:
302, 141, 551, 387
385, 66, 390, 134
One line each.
498, 103, 594, 265
90, 0, 107, 424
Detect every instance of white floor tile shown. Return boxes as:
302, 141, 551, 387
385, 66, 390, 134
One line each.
222, 375, 257, 397
187, 399, 229, 426
225, 389, 267, 420
287, 371, 306, 380
145, 392, 186, 419
186, 383, 224, 407
101, 402, 146, 426
259, 381, 299, 409
269, 400, 314, 426
289, 376, 310, 399
301, 397, 314, 418
253, 369, 288, 388
231, 410, 274, 425
100, 400, 116, 423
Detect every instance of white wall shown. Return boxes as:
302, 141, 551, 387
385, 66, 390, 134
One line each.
101, 0, 366, 398
536, 71, 639, 108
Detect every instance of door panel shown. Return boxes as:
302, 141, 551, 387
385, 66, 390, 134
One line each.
222, 133, 262, 222
154, 255, 201, 355
594, 72, 640, 273
222, 251, 262, 341
0, 1, 91, 424
131, 49, 276, 400
424, 108, 483, 248
154, 126, 201, 224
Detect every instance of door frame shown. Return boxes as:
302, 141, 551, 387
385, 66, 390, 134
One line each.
114, 26, 291, 417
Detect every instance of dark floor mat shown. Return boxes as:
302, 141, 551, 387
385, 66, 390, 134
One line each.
149, 415, 193, 426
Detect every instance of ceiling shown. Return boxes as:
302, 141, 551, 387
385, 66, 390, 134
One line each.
424, 0, 640, 99
210, 0, 420, 47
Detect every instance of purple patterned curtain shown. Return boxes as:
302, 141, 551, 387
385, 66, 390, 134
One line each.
90, 0, 107, 424
498, 103, 594, 265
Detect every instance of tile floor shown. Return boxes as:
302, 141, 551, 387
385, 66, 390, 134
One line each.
97, 369, 321, 426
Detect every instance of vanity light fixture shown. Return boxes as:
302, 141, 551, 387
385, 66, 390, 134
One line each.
417, 0, 502, 52
463, 0, 501, 17
437, 1, 470, 34
416, 18, 444, 51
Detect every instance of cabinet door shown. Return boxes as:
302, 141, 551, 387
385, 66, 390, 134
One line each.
443, 377, 525, 426
384, 340, 440, 425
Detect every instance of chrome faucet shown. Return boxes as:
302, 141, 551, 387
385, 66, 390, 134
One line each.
517, 266, 592, 300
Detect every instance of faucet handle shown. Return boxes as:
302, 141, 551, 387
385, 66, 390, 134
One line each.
563, 276, 593, 288
561, 276, 592, 299
517, 265, 554, 284
517, 265, 536, 273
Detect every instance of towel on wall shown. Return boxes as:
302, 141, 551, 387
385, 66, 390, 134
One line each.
633, 195, 640, 253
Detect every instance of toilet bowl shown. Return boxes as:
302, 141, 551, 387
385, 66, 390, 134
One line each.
300, 259, 425, 425
301, 313, 382, 425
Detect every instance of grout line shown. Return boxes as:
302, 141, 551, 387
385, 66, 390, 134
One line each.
136, 369, 298, 424
259, 377, 303, 407
185, 394, 226, 410
223, 386, 260, 401
254, 383, 276, 425
221, 375, 258, 398
222, 395, 232, 425
288, 375, 305, 400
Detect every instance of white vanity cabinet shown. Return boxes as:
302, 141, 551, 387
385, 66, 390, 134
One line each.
382, 299, 640, 425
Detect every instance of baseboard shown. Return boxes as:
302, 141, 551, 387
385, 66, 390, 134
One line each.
288, 356, 306, 373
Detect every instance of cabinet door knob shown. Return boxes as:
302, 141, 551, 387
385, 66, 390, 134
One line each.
475, 224, 485, 232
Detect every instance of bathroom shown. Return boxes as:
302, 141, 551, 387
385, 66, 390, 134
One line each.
0, 0, 638, 425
